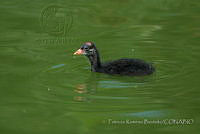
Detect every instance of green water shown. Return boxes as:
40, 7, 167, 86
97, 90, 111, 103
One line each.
0, 0, 200, 133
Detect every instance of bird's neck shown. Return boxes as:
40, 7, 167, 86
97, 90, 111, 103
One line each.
88, 51, 101, 72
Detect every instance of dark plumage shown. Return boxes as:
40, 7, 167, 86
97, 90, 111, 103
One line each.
74, 42, 155, 76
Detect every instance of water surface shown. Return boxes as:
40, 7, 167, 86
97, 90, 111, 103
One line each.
0, 0, 200, 133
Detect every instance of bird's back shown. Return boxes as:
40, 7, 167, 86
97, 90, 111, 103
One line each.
101, 58, 155, 76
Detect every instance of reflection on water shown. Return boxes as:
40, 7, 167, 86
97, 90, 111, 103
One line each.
50, 64, 65, 69
99, 80, 144, 88
73, 74, 153, 102
74, 84, 88, 102
75, 84, 87, 94
123, 110, 166, 118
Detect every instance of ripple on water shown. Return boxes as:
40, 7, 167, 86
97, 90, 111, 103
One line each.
121, 110, 167, 118
152, 44, 200, 84
90, 95, 130, 100
98, 80, 145, 89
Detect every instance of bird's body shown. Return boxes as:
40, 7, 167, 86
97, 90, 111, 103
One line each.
99, 58, 154, 76
74, 42, 155, 76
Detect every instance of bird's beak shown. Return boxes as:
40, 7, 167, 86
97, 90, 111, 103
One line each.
73, 49, 84, 55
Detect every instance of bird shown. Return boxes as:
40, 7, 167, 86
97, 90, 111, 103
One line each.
73, 42, 155, 76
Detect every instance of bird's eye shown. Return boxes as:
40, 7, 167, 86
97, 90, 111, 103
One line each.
84, 47, 89, 50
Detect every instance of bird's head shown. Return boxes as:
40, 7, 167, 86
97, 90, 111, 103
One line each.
73, 42, 97, 56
